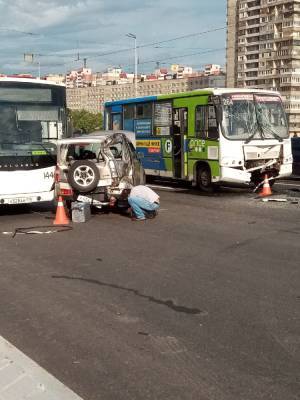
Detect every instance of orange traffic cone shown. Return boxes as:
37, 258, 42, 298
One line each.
53, 196, 70, 225
259, 174, 272, 197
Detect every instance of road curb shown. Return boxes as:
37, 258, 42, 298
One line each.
0, 336, 84, 400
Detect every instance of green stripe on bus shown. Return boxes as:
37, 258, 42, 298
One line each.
32, 150, 47, 155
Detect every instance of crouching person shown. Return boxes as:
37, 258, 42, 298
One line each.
128, 185, 160, 221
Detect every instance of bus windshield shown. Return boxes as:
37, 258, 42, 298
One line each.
221, 94, 289, 141
0, 104, 62, 156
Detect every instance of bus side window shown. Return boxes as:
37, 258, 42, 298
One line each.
183, 109, 188, 134
195, 106, 207, 139
154, 102, 172, 136
173, 108, 188, 134
111, 113, 122, 131
134, 102, 153, 137
195, 105, 218, 140
136, 103, 152, 118
208, 105, 218, 139
124, 104, 135, 131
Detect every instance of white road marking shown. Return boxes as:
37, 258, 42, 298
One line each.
147, 184, 187, 192
149, 181, 300, 191
277, 181, 300, 188
0, 336, 84, 400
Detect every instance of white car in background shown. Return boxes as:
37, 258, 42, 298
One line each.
55, 130, 145, 208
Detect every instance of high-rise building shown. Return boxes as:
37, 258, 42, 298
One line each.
226, 0, 300, 136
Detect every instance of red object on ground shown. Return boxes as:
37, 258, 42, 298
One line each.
53, 196, 70, 225
259, 174, 272, 197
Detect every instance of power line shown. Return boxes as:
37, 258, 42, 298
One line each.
86, 26, 227, 62
37, 26, 227, 66
17, 25, 230, 71
0, 28, 39, 36
122, 48, 225, 69
139, 27, 227, 49
24, 44, 232, 72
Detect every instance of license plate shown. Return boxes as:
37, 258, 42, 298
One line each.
77, 195, 93, 203
77, 195, 101, 205
7, 197, 32, 204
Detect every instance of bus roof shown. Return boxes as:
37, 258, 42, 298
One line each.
105, 88, 282, 106
0, 76, 65, 87
207, 88, 281, 96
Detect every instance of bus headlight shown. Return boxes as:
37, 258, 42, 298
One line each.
284, 155, 293, 163
221, 157, 243, 167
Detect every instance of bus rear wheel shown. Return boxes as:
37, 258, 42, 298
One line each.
197, 165, 214, 192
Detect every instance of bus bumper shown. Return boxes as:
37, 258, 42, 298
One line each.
278, 163, 293, 179
220, 167, 251, 185
0, 191, 54, 205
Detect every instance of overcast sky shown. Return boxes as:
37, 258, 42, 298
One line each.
0, 0, 226, 76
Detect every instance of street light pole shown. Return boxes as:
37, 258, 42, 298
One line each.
24, 53, 41, 79
38, 60, 41, 79
126, 33, 138, 97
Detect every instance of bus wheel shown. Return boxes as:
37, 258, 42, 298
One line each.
197, 165, 214, 192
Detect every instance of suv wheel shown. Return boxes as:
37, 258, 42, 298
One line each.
68, 160, 100, 193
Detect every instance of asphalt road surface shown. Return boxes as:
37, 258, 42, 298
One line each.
0, 180, 299, 400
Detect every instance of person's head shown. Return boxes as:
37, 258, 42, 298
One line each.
119, 178, 133, 199
109, 196, 117, 207
120, 188, 131, 200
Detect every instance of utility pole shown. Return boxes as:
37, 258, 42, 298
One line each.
38, 60, 41, 79
126, 33, 138, 97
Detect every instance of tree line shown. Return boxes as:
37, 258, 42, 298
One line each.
69, 109, 103, 134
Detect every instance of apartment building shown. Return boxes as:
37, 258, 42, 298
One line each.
65, 67, 135, 88
226, 0, 300, 136
66, 74, 225, 114
44, 74, 65, 85
204, 64, 222, 76
65, 68, 93, 88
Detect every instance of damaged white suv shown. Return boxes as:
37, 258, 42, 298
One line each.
55, 130, 145, 208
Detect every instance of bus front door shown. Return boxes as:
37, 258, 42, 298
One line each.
172, 108, 187, 179
110, 113, 122, 130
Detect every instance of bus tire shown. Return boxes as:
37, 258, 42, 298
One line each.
68, 160, 99, 193
196, 165, 214, 192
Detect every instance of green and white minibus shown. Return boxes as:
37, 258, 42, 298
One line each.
105, 88, 292, 190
